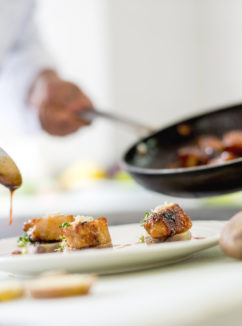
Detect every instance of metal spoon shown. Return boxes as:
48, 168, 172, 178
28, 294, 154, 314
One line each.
0, 148, 22, 190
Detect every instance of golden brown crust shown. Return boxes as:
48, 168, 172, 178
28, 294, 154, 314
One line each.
144, 204, 192, 239
61, 217, 112, 249
23, 214, 74, 242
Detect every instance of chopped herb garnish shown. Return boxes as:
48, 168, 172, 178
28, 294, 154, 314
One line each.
17, 234, 30, 248
56, 246, 64, 252
140, 211, 150, 226
59, 222, 71, 229
139, 235, 145, 243
56, 235, 68, 252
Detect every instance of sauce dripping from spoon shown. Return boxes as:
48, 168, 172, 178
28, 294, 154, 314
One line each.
9, 189, 15, 225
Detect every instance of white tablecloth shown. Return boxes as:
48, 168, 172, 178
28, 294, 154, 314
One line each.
0, 246, 242, 326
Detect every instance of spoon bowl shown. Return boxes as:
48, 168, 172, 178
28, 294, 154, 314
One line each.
0, 148, 22, 190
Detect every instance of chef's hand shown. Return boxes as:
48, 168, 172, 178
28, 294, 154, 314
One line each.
27, 70, 93, 136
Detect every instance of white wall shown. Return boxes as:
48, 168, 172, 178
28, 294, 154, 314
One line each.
34, 0, 113, 177
36, 0, 110, 107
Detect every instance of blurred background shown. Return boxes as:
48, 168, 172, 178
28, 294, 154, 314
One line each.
1, 0, 242, 234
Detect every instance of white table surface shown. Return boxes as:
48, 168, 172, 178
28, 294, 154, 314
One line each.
0, 245, 242, 326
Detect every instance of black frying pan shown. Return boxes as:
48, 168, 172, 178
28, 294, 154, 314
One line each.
122, 103, 242, 198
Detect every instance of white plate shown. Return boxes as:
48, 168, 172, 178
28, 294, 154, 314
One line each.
0, 221, 224, 275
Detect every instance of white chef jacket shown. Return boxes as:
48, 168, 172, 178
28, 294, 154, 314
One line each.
0, 0, 52, 136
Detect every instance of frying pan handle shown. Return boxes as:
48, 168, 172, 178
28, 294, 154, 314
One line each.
77, 108, 155, 136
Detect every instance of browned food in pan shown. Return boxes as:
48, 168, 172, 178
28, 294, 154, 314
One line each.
208, 151, 238, 165
143, 203, 192, 240
178, 146, 209, 167
223, 130, 242, 155
23, 214, 74, 242
196, 135, 223, 157
171, 130, 242, 169
176, 123, 192, 137
60, 217, 112, 249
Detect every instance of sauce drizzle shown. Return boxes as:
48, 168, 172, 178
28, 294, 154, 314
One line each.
9, 189, 15, 225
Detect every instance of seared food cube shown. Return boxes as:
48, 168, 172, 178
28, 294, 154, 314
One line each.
197, 135, 223, 157
143, 203, 192, 240
23, 214, 74, 242
61, 217, 112, 249
178, 146, 209, 167
223, 130, 242, 155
